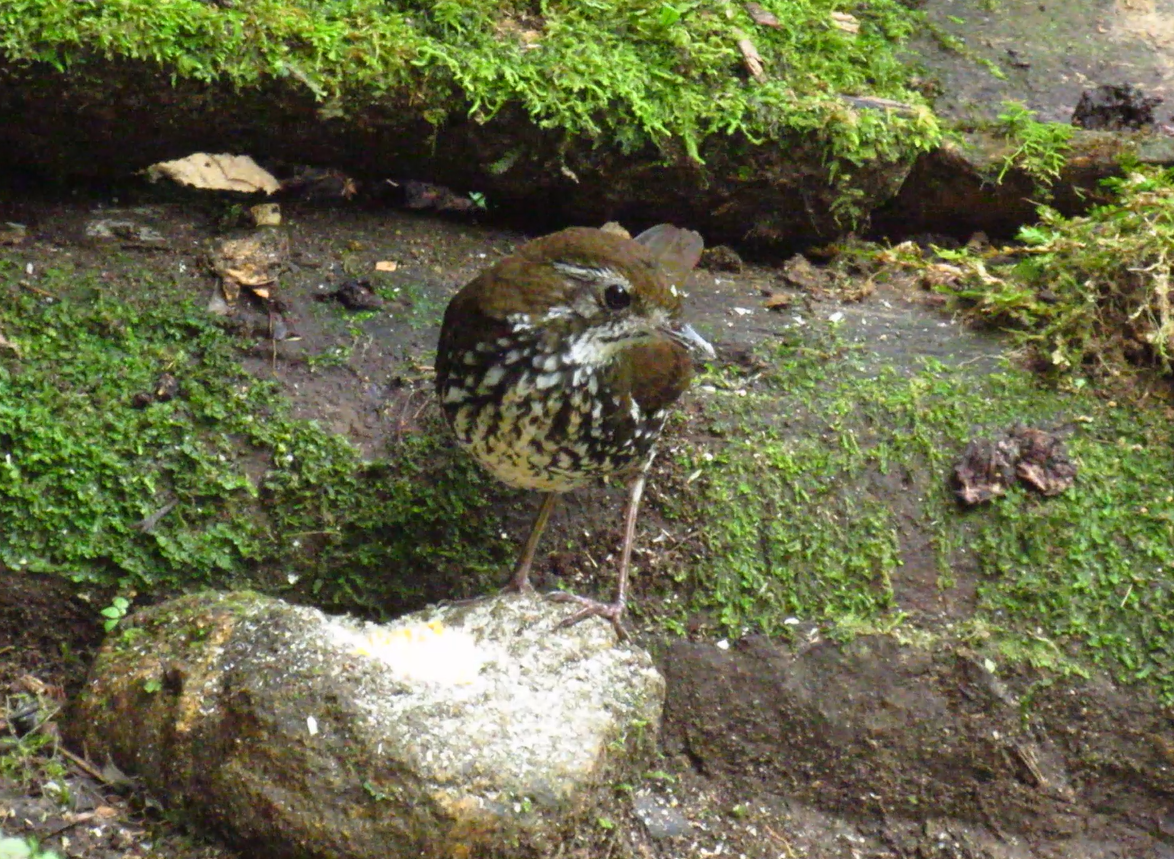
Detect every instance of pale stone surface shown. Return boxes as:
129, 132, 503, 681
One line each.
69, 591, 664, 858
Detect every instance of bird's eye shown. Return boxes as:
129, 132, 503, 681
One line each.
604, 283, 631, 311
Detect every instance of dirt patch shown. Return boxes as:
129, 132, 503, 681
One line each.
661, 635, 1174, 858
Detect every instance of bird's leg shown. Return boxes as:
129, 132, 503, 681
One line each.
506, 492, 559, 594
550, 470, 647, 641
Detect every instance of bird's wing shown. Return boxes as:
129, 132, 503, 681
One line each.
632, 224, 704, 281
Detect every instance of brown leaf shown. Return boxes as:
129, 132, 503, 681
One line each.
225, 266, 276, 288
632, 224, 704, 278
763, 292, 793, 310
953, 426, 1076, 505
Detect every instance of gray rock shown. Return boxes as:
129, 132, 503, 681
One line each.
68, 591, 664, 858
632, 792, 691, 839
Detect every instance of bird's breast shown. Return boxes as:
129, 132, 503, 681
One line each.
436, 337, 676, 492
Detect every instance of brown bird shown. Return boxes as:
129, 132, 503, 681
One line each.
435, 225, 712, 636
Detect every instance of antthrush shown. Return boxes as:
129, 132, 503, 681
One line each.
435, 225, 712, 636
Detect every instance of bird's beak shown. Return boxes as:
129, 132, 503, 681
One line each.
671, 323, 716, 359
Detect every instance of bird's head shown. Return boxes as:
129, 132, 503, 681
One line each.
450, 227, 713, 367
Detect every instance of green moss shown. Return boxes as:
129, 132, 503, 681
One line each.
0, 258, 508, 612
659, 324, 1174, 701
930, 165, 1174, 381
0, 0, 940, 170
990, 101, 1073, 193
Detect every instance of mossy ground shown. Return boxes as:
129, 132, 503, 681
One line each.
2, 221, 1174, 704
657, 318, 1174, 701
0, 255, 510, 616
2, 193, 1173, 709
0, 0, 940, 172
3, 198, 1174, 857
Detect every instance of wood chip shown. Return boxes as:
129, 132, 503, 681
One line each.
374, 260, 399, 272
744, 2, 780, 26
830, 12, 859, 34
736, 33, 766, 81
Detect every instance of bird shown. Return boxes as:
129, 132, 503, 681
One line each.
435, 224, 713, 637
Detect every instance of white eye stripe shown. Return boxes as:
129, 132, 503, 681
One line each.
552, 262, 631, 290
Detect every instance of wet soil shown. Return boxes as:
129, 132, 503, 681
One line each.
0, 194, 1171, 858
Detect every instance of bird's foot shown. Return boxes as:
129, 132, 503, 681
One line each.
547, 592, 628, 641
441, 574, 533, 608
500, 577, 535, 596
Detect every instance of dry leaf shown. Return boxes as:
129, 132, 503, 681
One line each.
224, 267, 276, 288
953, 426, 1076, 506
401, 180, 477, 212
145, 153, 280, 195
744, 2, 780, 26
209, 232, 289, 307
763, 292, 793, 310
375, 260, 399, 272
736, 33, 766, 80
280, 168, 357, 200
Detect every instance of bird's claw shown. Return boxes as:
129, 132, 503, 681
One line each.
501, 579, 535, 596
547, 592, 629, 641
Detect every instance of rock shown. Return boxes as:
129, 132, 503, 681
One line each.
631, 792, 691, 839
0, 65, 918, 248
68, 591, 664, 859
